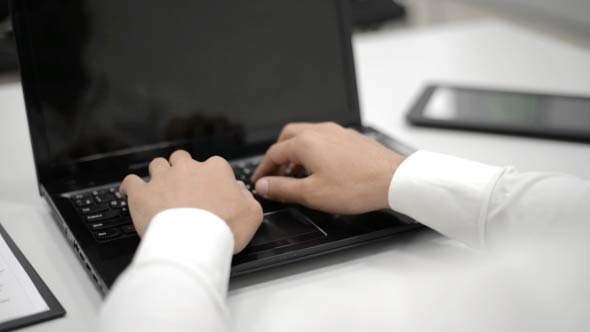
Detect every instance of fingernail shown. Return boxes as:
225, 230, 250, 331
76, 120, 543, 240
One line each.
256, 178, 269, 197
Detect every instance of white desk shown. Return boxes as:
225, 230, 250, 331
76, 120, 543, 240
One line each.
0, 19, 589, 332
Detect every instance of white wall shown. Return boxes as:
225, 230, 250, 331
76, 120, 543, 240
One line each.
462, 0, 590, 34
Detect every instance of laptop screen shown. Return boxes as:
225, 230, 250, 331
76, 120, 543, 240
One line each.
15, 0, 359, 169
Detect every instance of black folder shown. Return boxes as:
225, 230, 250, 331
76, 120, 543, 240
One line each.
0, 223, 65, 332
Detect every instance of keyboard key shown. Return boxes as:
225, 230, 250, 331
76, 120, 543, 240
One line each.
231, 158, 262, 196
85, 210, 120, 223
80, 204, 108, 215
94, 228, 121, 240
89, 218, 129, 230
73, 193, 88, 200
88, 221, 111, 231
120, 206, 130, 216
109, 200, 127, 208
75, 198, 94, 207
92, 189, 107, 196
95, 193, 115, 203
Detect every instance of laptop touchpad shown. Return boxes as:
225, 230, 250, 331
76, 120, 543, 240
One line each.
244, 208, 326, 253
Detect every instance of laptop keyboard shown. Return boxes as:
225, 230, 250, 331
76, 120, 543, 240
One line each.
64, 130, 406, 244
232, 157, 261, 195
67, 156, 263, 243
70, 187, 134, 242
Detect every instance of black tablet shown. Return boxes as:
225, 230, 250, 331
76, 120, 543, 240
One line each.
406, 84, 590, 142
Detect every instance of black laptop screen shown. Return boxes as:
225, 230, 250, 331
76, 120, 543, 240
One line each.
16, 0, 359, 167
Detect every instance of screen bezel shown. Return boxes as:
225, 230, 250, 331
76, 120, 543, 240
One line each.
407, 83, 590, 143
10, 0, 362, 192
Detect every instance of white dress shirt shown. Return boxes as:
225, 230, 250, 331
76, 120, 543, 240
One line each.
97, 151, 590, 332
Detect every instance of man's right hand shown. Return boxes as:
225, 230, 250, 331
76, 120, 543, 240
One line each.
252, 122, 406, 214
120, 150, 263, 254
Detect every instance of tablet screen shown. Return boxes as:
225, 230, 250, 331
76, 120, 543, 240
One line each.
422, 87, 590, 132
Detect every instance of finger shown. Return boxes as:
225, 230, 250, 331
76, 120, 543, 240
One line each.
251, 139, 301, 181
119, 174, 146, 197
255, 176, 307, 204
277, 122, 316, 142
169, 150, 193, 166
148, 157, 170, 178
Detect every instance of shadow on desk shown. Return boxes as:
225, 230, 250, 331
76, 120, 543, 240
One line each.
229, 227, 475, 291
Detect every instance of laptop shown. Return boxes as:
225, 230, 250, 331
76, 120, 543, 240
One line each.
10, 0, 421, 294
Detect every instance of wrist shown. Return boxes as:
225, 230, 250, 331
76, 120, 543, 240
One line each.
134, 208, 235, 295
377, 152, 406, 210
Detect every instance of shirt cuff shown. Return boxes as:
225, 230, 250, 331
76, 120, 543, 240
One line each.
388, 150, 504, 248
132, 208, 235, 297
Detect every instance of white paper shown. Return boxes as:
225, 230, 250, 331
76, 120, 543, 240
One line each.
0, 232, 49, 323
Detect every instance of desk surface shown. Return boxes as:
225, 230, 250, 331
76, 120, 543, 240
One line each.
0, 19, 588, 332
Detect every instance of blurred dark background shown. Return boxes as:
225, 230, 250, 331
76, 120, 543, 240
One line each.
1, 0, 588, 73
0, 0, 410, 72
0, 0, 17, 71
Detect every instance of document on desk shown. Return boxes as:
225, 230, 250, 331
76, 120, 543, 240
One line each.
0, 223, 64, 331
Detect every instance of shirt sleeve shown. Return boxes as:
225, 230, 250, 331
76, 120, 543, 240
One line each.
97, 208, 234, 332
388, 150, 590, 249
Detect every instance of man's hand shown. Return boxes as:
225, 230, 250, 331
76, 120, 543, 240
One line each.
252, 122, 405, 214
120, 150, 263, 253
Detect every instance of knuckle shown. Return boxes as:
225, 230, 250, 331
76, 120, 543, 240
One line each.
268, 142, 281, 155
297, 130, 318, 147
281, 123, 294, 135
170, 150, 182, 159
120, 175, 138, 194
170, 149, 190, 161
277, 124, 294, 141
322, 121, 339, 130
122, 174, 136, 184
207, 155, 224, 163
149, 157, 166, 167
207, 155, 231, 170
299, 130, 313, 141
